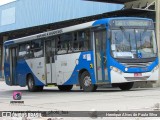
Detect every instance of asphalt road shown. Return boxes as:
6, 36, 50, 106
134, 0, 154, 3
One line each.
0, 81, 160, 120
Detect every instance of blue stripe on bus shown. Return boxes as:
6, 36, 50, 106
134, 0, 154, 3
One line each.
5, 59, 45, 87
63, 51, 96, 85
17, 60, 45, 86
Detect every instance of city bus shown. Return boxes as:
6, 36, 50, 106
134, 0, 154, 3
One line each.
4, 17, 159, 92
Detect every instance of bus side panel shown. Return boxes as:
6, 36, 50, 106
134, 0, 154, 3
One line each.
17, 59, 29, 87
26, 58, 46, 86
56, 51, 96, 85
4, 62, 11, 86
16, 58, 45, 87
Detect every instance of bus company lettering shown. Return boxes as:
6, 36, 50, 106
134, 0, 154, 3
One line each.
48, 29, 63, 36
37, 29, 63, 38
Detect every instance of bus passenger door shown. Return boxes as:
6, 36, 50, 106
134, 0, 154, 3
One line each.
45, 39, 56, 84
94, 30, 108, 82
10, 47, 18, 85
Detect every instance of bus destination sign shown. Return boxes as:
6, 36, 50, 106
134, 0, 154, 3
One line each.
113, 20, 151, 27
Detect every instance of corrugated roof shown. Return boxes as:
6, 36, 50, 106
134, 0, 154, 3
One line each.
0, 0, 123, 33
86, 0, 137, 4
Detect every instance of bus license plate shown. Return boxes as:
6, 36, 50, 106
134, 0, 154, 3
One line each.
134, 73, 142, 77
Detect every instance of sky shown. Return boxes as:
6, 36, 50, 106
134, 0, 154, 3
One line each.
0, 0, 16, 6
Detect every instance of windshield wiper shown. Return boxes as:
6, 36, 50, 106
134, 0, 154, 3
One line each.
119, 26, 128, 40
128, 33, 131, 51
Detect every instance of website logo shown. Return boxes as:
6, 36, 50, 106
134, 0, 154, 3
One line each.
13, 91, 22, 100
10, 91, 24, 105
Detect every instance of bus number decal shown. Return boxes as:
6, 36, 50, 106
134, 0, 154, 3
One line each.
90, 63, 93, 69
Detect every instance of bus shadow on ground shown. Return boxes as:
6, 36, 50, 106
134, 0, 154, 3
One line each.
1, 88, 154, 94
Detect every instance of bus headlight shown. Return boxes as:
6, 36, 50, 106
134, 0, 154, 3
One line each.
152, 65, 159, 72
110, 66, 122, 74
125, 68, 128, 71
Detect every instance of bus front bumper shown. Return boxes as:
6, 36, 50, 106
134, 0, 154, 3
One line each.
110, 69, 159, 83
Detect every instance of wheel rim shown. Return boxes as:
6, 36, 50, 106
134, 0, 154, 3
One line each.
83, 76, 91, 87
28, 78, 34, 89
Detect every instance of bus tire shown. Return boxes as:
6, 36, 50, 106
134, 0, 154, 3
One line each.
80, 71, 97, 92
27, 75, 38, 92
118, 82, 134, 91
58, 85, 73, 91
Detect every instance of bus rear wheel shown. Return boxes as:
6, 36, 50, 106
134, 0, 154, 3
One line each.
80, 71, 97, 92
58, 85, 73, 91
118, 82, 134, 91
27, 75, 38, 92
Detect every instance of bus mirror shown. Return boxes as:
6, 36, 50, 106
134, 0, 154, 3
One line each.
26, 44, 31, 51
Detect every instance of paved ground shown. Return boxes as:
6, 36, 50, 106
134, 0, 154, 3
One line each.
0, 80, 160, 120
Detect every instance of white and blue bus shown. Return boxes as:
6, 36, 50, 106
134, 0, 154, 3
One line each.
4, 17, 159, 92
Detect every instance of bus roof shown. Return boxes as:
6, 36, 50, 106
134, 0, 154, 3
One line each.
4, 21, 95, 46
4, 17, 152, 46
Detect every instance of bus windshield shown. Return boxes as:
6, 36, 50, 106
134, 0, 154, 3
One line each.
111, 29, 157, 59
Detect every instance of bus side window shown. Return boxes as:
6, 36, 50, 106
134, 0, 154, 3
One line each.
31, 40, 44, 58
73, 29, 91, 52
56, 33, 72, 54
73, 32, 79, 52
51, 39, 55, 62
56, 36, 61, 54
78, 31, 85, 51
18, 44, 27, 60
84, 30, 91, 51
67, 33, 73, 53
56, 35, 67, 54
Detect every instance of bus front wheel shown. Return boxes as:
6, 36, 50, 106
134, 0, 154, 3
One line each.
58, 85, 73, 91
118, 82, 134, 91
80, 71, 97, 92
27, 75, 38, 92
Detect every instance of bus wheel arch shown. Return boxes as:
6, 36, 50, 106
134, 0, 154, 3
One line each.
78, 69, 88, 87
26, 73, 44, 92
26, 73, 32, 85
79, 69, 97, 92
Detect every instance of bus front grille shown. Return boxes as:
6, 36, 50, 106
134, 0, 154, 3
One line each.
125, 76, 149, 81
122, 62, 152, 68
